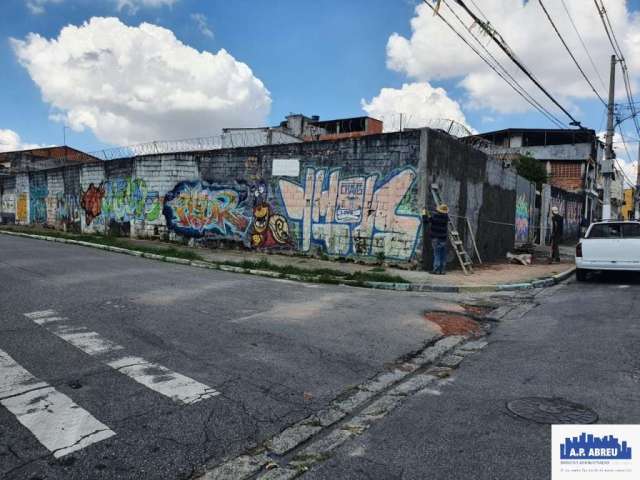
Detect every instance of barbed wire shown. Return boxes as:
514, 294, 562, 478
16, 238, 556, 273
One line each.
87, 130, 303, 161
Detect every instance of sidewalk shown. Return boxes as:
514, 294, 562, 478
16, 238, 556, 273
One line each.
126, 237, 573, 288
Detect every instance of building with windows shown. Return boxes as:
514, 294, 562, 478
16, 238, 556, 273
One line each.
474, 128, 603, 223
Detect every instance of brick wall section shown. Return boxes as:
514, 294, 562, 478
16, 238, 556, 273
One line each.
133, 155, 199, 238
45, 170, 64, 227
79, 163, 106, 234
0, 176, 16, 223
15, 173, 30, 225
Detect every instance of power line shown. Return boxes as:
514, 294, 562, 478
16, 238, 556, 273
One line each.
467, 0, 488, 22
560, 0, 607, 91
423, 0, 566, 128
537, 0, 606, 106
450, 0, 584, 127
594, 0, 640, 194
439, 0, 567, 128
422, 0, 567, 128
594, 0, 640, 138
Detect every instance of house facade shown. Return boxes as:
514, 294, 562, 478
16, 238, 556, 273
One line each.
474, 128, 603, 224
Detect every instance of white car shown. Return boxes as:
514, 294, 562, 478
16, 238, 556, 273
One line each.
575, 220, 640, 281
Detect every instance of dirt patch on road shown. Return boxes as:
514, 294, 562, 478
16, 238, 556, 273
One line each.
424, 312, 483, 337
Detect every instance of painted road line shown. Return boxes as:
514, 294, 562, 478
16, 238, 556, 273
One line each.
0, 348, 115, 458
24, 310, 220, 405
107, 356, 218, 404
23, 309, 57, 319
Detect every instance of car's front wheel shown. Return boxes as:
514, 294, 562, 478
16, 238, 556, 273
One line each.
575, 268, 587, 282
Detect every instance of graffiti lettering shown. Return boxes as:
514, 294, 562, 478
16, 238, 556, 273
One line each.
278, 167, 421, 260
29, 175, 48, 224
163, 181, 249, 238
57, 193, 81, 225
102, 178, 160, 223
515, 194, 529, 243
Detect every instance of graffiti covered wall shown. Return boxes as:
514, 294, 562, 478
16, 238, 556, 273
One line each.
547, 186, 583, 241
278, 167, 421, 260
2, 129, 535, 266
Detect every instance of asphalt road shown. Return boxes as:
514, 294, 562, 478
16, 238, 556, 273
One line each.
0, 235, 453, 480
305, 273, 640, 479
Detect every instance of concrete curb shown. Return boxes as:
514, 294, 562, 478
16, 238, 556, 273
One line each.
0, 230, 575, 292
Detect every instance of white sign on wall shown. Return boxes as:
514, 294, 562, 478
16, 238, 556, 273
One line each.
272, 159, 300, 177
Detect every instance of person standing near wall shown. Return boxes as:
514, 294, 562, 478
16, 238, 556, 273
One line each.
429, 204, 450, 274
549, 206, 564, 263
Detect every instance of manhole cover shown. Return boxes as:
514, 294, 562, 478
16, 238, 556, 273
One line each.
506, 397, 598, 424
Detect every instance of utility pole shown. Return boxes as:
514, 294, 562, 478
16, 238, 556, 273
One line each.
603, 54, 616, 221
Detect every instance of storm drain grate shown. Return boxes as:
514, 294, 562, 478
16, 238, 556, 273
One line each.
506, 397, 598, 424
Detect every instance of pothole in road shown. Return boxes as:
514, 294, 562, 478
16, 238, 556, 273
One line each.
424, 312, 483, 337
506, 397, 598, 424
67, 380, 82, 389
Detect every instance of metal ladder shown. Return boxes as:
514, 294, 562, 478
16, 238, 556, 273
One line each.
430, 184, 474, 275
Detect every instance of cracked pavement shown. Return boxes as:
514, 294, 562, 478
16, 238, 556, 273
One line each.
0, 235, 480, 480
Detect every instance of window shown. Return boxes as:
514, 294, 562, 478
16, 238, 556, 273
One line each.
622, 223, 640, 238
551, 162, 581, 178
587, 223, 622, 238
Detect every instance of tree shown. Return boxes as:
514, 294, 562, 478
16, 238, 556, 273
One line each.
512, 153, 548, 187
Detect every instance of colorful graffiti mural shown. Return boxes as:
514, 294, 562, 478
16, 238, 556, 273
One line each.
247, 180, 292, 248
56, 193, 81, 225
80, 178, 159, 227
278, 167, 421, 260
16, 193, 28, 223
515, 194, 529, 243
102, 178, 160, 223
163, 181, 250, 238
29, 177, 48, 224
1, 194, 15, 216
80, 183, 105, 225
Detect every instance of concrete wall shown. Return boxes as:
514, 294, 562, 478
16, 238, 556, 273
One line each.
496, 143, 592, 161
425, 129, 530, 262
2, 129, 537, 267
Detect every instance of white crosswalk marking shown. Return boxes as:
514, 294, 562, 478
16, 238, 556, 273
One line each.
24, 310, 219, 405
0, 348, 115, 458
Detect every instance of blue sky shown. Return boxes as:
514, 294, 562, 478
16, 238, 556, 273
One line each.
2, 0, 640, 172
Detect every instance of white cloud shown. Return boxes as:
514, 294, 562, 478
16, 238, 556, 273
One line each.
26, 0, 63, 15
610, 132, 639, 187
387, 1, 640, 115
115, 0, 177, 13
361, 82, 473, 133
12, 17, 271, 146
0, 129, 41, 153
191, 13, 214, 39
27, 0, 178, 14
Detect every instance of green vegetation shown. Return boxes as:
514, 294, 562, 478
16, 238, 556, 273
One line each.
0, 226, 203, 261
513, 153, 548, 187
0, 226, 409, 284
224, 258, 408, 283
